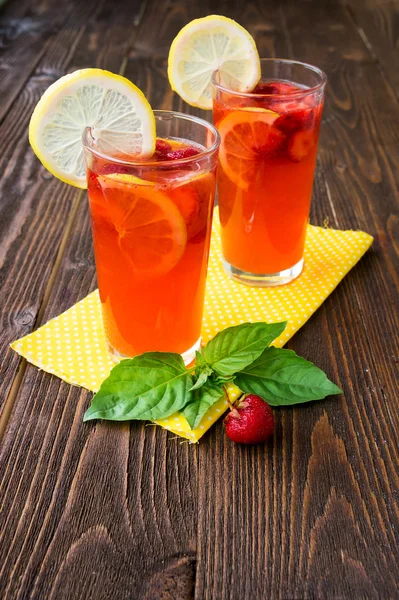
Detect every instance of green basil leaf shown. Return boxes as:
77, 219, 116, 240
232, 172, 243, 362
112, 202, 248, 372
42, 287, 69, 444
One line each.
235, 347, 342, 406
195, 350, 206, 367
83, 353, 193, 422
213, 374, 235, 386
182, 381, 224, 429
189, 366, 213, 391
202, 321, 287, 376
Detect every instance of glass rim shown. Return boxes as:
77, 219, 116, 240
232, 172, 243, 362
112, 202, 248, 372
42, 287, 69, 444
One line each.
211, 58, 327, 99
82, 109, 220, 168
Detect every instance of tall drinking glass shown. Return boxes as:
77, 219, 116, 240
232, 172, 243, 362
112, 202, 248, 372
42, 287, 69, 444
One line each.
212, 59, 326, 286
83, 111, 220, 364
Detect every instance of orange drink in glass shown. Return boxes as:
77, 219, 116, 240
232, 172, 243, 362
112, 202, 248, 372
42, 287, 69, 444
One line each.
83, 111, 219, 363
212, 59, 326, 286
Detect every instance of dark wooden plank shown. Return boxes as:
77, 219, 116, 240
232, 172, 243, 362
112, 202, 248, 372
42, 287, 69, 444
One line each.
0, 1, 198, 599
295, 0, 399, 432
131, 0, 215, 119
0, 0, 93, 124
0, 82, 82, 413
197, 286, 399, 599
1, 1, 398, 599
194, 1, 399, 598
346, 0, 399, 100
0, 0, 54, 18
0, 340, 197, 599
134, 0, 211, 53
0, 0, 110, 414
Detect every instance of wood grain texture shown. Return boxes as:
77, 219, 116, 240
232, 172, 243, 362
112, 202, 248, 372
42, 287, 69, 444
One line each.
0, 177, 198, 600
291, 0, 399, 432
0, 81, 81, 412
0, 0, 398, 599
194, 0, 399, 598
346, 0, 399, 100
0, 0, 106, 125
0, 2, 198, 599
0, 0, 111, 412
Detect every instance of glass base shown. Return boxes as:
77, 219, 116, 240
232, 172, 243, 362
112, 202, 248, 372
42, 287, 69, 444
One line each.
108, 337, 201, 366
222, 257, 304, 287
181, 337, 201, 365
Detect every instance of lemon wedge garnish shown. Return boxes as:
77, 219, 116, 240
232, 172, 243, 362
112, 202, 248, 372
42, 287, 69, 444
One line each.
168, 15, 260, 110
29, 68, 156, 189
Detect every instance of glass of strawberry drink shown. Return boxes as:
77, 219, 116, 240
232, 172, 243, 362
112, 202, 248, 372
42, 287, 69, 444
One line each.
212, 59, 326, 286
83, 111, 220, 363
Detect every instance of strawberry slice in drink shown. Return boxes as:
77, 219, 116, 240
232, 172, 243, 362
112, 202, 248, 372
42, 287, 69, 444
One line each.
153, 138, 172, 159
169, 172, 215, 241
252, 81, 301, 95
252, 81, 317, 135
165, 147, 199, 160
288, 129, 316, 162
217, 108, 284, 190
256, 127, 286, 156
274, 107, 314, 134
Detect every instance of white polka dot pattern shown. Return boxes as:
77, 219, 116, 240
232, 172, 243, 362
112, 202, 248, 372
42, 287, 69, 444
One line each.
11, 210, 373, 442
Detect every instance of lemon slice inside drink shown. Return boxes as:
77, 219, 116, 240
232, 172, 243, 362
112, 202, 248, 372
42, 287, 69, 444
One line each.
29, 69, 156, 189
102, 173, 156, 186
168, 15, 260, 110
96, 176, 187, 276
218, 108, 280, 190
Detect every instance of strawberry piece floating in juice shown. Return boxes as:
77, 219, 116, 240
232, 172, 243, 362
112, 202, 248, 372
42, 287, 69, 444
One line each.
165, 147, 200, 160
100, 163, 134, 176
252, 81, 301, 95
154, 138, 172, 159
274, 108, 314, 134
256, 126, 286, 156
288, 129, 316, 162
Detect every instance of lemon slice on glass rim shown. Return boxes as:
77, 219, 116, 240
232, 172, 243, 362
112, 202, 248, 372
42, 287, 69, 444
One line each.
29, 68, 156, 189
168, 15, 261, 110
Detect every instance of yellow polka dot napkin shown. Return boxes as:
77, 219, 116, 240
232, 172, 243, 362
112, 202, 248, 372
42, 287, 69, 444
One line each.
11, 210, 372, 442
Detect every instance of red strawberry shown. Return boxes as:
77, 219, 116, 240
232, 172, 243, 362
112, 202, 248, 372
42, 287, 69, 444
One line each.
165, 147, 200, 161
224, 394, 274, 444
169, 185, 199, 234
87, 169, 101, 191
155, 139, 172, 153
100, 163, 134, 176
252, 82, 281, 95
252, 81, 301, 95
169, 172, 213, 240
274, 108, 314, 134
154, 138, 172, 160
256, 126, 286, 156
288, 129, 316, 162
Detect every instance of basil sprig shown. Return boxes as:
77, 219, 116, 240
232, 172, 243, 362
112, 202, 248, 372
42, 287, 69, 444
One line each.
83, 322, 342, 428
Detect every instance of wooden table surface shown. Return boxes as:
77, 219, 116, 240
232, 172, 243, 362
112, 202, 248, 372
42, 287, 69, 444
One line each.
1, 0, 398, 598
